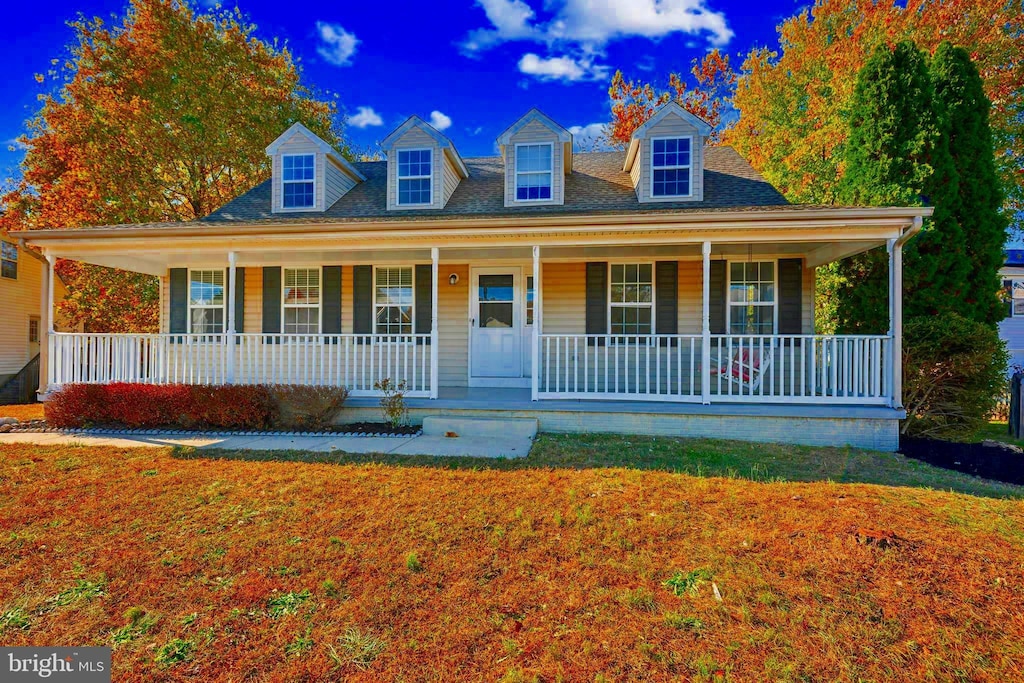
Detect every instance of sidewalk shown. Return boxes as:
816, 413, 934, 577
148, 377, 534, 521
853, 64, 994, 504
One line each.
0, 430, 532, 458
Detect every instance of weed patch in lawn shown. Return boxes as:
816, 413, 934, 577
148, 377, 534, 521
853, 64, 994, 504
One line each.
664, 568, 714, 597
49, 578, 105, 608
328, 627, 386, 671
267, 590, 311, 618
155, 638, 195, 667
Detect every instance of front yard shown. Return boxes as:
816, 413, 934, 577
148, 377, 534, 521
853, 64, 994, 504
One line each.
2, 439, 1023, 681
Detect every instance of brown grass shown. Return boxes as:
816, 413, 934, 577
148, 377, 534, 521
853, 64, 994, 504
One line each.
0, 403, 44, 421
1, 443, 1023, 681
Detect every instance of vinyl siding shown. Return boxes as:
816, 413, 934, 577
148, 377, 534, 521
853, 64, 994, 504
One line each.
540, 262, 585, 333
324, 157, 358, 209
386, 127, 443, 211
803, 263, 815, 335
271, 135, 325, 213
438, 264, 469, 387
678, 261, 702, 334
504, 120, 565, 207
441, 152, 460, 207
634, 114, 704, 203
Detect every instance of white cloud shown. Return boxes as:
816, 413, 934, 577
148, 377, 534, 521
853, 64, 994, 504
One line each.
518, 53, 608, 82
429, 110, 452, 131
347, 106, 384, 128
569, 122, 613, 150
315, 22, 359, 67
459, 0, 539, 53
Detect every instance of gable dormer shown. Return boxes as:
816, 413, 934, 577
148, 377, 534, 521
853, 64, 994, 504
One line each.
497, 108, 572, 207
623, 102, 712, 203
381, 116, 468, 211
267, 122, 365, 213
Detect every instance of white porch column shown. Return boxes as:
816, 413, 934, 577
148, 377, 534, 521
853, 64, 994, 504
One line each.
37, 251, 55, 397
888, 238, 903, 408
226, 251, 237, 384
701, 241, 712, 404
531, 246, 541, 401
430, 247, 439, 399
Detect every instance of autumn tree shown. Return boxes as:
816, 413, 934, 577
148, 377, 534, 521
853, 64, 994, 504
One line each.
0, 0, 341, 332
606, 49, 737, 146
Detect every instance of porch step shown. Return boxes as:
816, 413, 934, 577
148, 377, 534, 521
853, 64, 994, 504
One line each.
421, 415, 538, 440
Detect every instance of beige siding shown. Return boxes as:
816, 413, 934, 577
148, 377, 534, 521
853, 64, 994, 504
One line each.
803, 263, 815, 335
386, 127, 443, 211
271, 135, 325, 213
341, 265, 353, 334
244, 267, 262, 334
324, 157, 357, 209
634, 114, 705, 203
504, 120, 565, 207
0, 241, 42, 378
438, 264, 469, 387
540, 262, 585, 334
441, 152, 460, 208
678, 261, 702, 334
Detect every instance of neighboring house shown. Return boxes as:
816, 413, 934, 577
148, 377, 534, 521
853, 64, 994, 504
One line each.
20, 104, 930, 450
1000, 242, 1024, 372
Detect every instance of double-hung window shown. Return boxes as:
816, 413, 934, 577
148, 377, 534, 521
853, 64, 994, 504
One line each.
729, 262, 775, 334
1, 241, 17, 279
282, 154, 315, 209
397, 149, 432, 206
189, 269, 225, 334
375, 266, 414, 335
609, 264, 653, 336
283, 268, 320, 334
1004, 279, 1024, 317
515, 144, 553, 201
651, 137, 692, 198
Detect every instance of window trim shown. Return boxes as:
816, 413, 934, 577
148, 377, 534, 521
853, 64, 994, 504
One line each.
29, 315, 40, 344
280, 265, 324, 336
373, 265, 416, 336
513, 142, 554, 203
1, 240, 17, 280
1006, 278, 1024, 318
396, 147, 434, 207
649, 135, 694, 199
187, 268, 227, 335
607, 262, 656, 339
725, 259, 778, 335
281, 153, 317, 210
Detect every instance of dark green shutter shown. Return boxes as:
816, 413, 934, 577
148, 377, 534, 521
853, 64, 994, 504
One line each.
233, 267, 245, 333
709, 260, 727, 334
322, 266, 342, 336
655, 261, 678, 340
778, 258, 803, 334
585, 262, 608, 340
169, 268, 188, 334
415, 264, 432, 341
262, 267, 281, 334
353, 265, 373, 335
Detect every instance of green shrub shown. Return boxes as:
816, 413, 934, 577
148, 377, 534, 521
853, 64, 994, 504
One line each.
902, 313, 1008, 439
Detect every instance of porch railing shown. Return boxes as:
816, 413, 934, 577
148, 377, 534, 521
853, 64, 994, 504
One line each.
48, 333, 432, 397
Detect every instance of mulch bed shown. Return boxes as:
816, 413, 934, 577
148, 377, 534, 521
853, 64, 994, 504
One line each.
899, 435, 1024, 485
0, 419, 419, 438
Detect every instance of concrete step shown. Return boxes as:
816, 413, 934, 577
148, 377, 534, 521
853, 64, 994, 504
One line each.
422, 415, 538, 440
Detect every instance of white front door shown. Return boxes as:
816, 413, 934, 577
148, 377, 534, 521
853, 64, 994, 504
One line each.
470, 267, 522, 380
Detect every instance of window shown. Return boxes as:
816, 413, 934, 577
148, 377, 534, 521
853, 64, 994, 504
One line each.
375, 267, 413, 334
609, 264, 653, 336
1, 241, 17, 279
29, 316, 40, 344
397, 149, 432, 205
515, 144, 553, 201
189, 269, 225, 334
526, 276, 535, 326
651, 137, 692, 198
729, 261, 775, 334
283, 268, 320, 334
282, 154, 315, 208
1005, 279, 1024, 317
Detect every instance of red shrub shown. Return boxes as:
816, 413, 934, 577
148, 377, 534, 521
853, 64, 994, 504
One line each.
186, 385, 275, 430
44, 384, 109, 428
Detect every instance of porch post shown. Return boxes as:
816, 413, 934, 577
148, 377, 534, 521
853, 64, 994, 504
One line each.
226, 251, 237, 384
888, 238, 903, 408
701, 241, 712, 404
430, 247, 439, 399
37, 251, 54, 397
531, 245, 540, 401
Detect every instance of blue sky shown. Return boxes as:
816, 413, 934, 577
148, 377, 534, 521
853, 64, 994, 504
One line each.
0, 0, 801, 177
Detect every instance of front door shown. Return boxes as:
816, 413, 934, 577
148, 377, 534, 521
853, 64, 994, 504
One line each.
470, 267, 522, 379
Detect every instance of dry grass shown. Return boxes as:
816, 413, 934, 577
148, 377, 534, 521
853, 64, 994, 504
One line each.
2, 443, 1024, 681
0, 403, 44, 421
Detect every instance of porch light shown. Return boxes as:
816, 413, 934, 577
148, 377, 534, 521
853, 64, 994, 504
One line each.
449, 273, 460, 286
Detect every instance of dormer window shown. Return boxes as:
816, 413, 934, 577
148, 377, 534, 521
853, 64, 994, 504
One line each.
651, 137, 692, 198
397, 149, 433, 206
515, 143, 553, 201
282, 154, 315, 208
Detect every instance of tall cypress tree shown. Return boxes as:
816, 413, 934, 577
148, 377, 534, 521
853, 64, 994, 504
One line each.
931, 41, 1008, 327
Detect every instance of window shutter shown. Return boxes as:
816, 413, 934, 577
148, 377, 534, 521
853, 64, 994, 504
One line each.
709, 261, 727, 334
353, 265, 373, 335
655, 261, 678, 338
1005, 279, 1014, 318
262, 267, 281, 334
585, 262, 608, 338
322, 266, 342, 335
233, 267, 245, 333
778, 258, 803, 334
169, 268, 188, 334
414, 264, 432, 335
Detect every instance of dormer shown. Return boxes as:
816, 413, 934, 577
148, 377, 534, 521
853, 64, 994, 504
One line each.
497, 108, 572, 207
266, 122, 365, 213
623, 102, 712, 203
381, 116, 469, 211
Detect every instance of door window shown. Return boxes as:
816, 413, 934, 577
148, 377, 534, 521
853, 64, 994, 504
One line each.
478, 274, 514, 328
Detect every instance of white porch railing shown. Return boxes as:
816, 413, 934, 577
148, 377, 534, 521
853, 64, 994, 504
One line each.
48, 333, 432, 397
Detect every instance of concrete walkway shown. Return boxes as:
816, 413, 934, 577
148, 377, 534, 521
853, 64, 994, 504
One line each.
0, 430, 532, 458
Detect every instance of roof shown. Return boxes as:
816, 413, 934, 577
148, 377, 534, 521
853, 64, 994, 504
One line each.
265, 122, 366, 182
203, 147, 788, 225
1006, 249, 1024, 266
380, 115, 469, 178
496, 108, 572, 146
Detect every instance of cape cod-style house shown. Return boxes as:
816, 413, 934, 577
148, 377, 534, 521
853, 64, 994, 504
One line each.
20, 104, 930, 450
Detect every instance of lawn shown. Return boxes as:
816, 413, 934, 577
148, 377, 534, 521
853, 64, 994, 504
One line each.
2, 442, 1023, 681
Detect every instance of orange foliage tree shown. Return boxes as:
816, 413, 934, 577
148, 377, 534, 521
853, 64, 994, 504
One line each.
0, 0, 341, 332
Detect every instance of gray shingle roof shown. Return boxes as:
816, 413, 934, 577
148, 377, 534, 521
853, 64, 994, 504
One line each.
204, 147, 788, 224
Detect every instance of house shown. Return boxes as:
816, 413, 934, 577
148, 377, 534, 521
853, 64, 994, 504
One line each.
999, 242, 1024, 373
0, 230, 73, 403
18, 104, 930, 450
